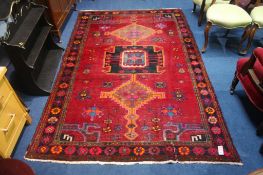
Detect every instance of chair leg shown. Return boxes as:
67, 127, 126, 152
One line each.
257, 122, 263, 136
198, 11, 205, 26
241, 25, 251, 41
260, 144, 263, 155
192, 3, 197, 13
230, 71, 239, 95
238, 25, 251, 54
197, 1, 206, 26
239, 25, 258, 55
224, 29, 230, 37
201, 21, 212, 53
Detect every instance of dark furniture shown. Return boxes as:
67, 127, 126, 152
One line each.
230, 47, 263, 154
200, 0, 262, 55
2, 2, 64, 95
0, 159, 35, 175
0, 0, 19, 21
33, 0, 76, 39
192, 0, 230, 26
230, 47, 263, 112
240, 1, 263, 54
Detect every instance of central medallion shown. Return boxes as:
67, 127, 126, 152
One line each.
100, 75, 165, 140
121, 50, 147, 68
103, 46, 165, 74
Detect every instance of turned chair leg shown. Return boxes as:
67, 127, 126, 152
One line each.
224, 29, 230, 37
260, 144, 263, 154
198, 11, 205, 26
230, 71, 239, 95
197, 1, 206, 26
257, 122, 263, 136
238, 25, 251, 55
201, 21, 212, 53
73, 3, 77, 11
192, 3, 197, 13
240, 24, 258, 55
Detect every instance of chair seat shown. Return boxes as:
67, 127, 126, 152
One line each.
207, 4, 252, 29
237, 57, 263, 111
193, 0, 230, 11
250, 6, 263, 28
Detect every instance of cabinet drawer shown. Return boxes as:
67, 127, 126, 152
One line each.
0, 93, 27, 157
0, 78, 12, 108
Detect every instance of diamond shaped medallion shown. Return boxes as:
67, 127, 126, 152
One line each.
100, 75, 165, 140
101, 75, 165, 110
110, 23, 156, 44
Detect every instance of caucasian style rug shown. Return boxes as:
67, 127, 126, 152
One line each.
25, 9, 241, 164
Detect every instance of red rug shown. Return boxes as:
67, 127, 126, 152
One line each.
25, 9, 241, 164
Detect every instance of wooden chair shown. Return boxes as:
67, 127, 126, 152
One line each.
239, 1, 263, 54
201, 0, 259, 54
230, 47, 263, 110
230, 47, 263, 135
230, 47, 263, 155
192, 0, 230, 26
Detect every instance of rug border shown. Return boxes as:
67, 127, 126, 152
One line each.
177, 9, 242, 163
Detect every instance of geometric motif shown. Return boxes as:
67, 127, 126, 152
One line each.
103, 45, 164, 73
100, 75, 165, 140
82, 106, 103, 121
161, 105, 182, 119
121, 50, 147, 68
110, 23, 156, 45
163, 122, 207, 141
191, 134, 207, 142
61, 123, 101, 142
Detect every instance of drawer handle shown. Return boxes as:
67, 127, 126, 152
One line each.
0, 114, 15, 133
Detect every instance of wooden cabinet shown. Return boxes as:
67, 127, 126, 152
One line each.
33, 0, 76, 39
0, 67, 32, 158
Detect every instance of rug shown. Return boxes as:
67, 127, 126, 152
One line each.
25, 9, 241, 164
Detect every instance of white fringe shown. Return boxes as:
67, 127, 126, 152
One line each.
24, 156, 243, 166
79, 8, 182, 12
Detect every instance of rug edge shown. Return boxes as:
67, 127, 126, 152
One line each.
24, 156, 243, 166
178, 10, 242, 163
78, 8, 182, 12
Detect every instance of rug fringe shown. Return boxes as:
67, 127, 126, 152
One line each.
79, 8, 182, 12
24, 156, 243, 166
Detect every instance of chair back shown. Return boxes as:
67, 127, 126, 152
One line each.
241, 48, 263, 94
229, 0, 261, 10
